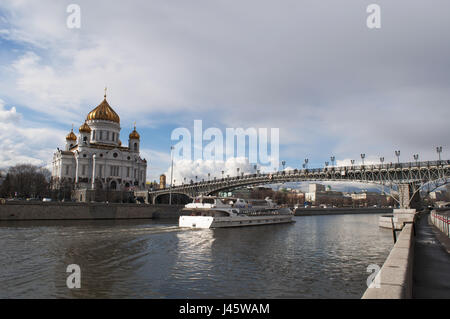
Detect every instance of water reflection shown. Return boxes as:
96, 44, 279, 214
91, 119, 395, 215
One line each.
0, 214, 393, 298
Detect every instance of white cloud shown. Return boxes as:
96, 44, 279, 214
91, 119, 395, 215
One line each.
0, 99, 65, 169
0, 99, 22, 123
164, 157, 261, 185
0, 0, 449, 175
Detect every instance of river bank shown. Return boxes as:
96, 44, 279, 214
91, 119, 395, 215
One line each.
0, 202, 183, 221
0, 202, 393, 221
295, 207, 392, 216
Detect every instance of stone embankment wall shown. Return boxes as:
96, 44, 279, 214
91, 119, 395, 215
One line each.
379, 209, 416, 230
362, 223, 415, 299
430, 209, 450, 238
0, 202, 184, 221
295, 207, 392, 216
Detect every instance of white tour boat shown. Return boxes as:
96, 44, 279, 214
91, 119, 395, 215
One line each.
179, 196, 294, 229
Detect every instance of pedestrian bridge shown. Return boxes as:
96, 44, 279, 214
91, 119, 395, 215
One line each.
146, 160, 450, 208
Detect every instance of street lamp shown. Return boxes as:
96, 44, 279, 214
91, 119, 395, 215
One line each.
221, 170, 224, 179
330, 156, 335, 167
436, 146, 442, 161
208, 172, 210, 181
351, 159, 355, 167
394, 150, 400, 164
413, 154, 419, 165
325, 161, 329, 167
169, 146, 174, 205
281, 160, 286, 171
304, 158, 308, 169
237, 167, 240, 176
360, 154, 365, 165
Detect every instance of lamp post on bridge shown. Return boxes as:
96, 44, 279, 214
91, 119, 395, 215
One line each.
236, 167, 240, 177
169, 145, 174, 205
304, 158, 308, 169
351, 159, 355, 168
380, 157, 384, 167
325, 161, 329, 168
360, 154, 365, 166
330, 156, 335, 167
413, 154, 419, 165
436, 146, 442, 162
281, 160, 286, 171
395, 150, 401, 164
221, 171, 224, 180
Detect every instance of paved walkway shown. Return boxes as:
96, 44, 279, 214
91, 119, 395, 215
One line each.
413, 212, 450, 298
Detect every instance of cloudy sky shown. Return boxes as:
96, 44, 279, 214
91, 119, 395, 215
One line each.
0, 0, 449, 183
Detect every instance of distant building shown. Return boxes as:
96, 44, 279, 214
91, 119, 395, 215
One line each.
159, 174, 166, 189
351, 191, 387, 206
308, 183, 325, 193
305, 183, 344, 205
231, 188, 252, 199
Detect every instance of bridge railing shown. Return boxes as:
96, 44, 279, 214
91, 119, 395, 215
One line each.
151, 160, 449, 193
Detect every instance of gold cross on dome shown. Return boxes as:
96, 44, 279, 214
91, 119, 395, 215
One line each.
104, 87, 107, 98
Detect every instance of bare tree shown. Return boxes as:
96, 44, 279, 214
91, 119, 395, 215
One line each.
0, 164, 50, 198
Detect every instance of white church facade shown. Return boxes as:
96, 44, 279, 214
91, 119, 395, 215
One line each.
51, 92, 147, 201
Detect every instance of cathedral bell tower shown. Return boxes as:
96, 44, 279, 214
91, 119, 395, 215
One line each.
78, 121, 91, 146
65, 127, 77, 151
128, 123, 140, 153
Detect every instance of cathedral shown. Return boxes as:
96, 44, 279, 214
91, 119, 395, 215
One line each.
51, 91, 147, 202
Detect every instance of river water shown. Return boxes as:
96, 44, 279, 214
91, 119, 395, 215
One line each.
0, 214, 393, 298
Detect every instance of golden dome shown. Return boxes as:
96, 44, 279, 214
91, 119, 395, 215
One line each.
129, 125, 140, 140
86, 93, 120, 124
79, 121, 91, 133
66, 129, 77, 141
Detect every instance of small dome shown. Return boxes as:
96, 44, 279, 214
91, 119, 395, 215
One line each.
79, 122, 91, 133
66, 129, 77, 141
129, 125, 140, 140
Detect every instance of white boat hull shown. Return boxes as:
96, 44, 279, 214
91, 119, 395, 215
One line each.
179, 214, 294, 229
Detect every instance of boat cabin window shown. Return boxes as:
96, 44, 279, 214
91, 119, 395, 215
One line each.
202, 198, 215, 204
